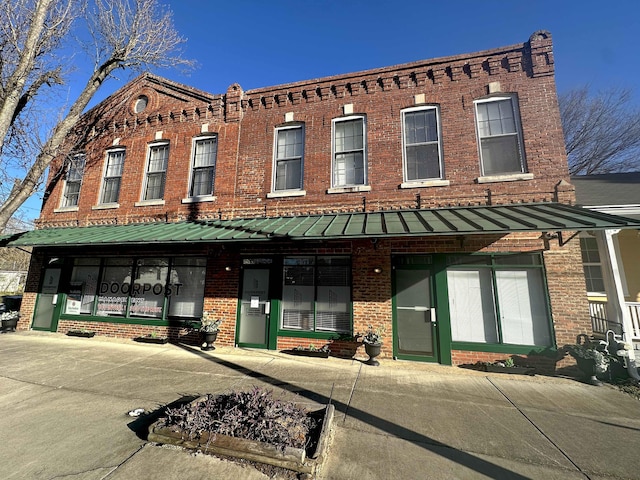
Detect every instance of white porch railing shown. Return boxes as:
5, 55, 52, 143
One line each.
588, 300, 640, 340
628, 302, 640, 340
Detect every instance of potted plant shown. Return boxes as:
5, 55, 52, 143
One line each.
476, 358, 535, 375
286, 344, 330, 358
133, 331, 169, 344
67, 329, 96, 338
359, 324, 384, 366
199, 315, 221, 351
566, 340, 611, 386
0, 311, 19, 332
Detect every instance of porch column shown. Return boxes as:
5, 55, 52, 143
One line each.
596, 229, 631, 335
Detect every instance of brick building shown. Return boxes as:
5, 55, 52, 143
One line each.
5, 31, 639, 371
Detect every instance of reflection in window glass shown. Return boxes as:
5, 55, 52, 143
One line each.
168, 258, 206, 318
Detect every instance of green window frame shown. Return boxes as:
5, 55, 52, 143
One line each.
280, 256, 351, 334
446, 253, 552, 348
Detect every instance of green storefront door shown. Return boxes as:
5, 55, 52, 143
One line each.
32, 267, 63, 331
236, 267, 271, 348
392, 257, 439, 362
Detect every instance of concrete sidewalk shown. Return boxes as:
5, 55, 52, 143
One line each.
1, 332, 639, 480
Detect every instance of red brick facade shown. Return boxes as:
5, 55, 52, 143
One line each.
20, 31, 592, 373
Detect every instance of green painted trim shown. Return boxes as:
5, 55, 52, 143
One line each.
432, 255, 452, 365
56, 315, 175, 327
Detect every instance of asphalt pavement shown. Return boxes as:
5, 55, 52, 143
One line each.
1, 331, 639, 480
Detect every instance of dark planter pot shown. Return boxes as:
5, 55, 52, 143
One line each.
575, 357, 602, 386
1, 317, 19, 332
134, 336, 168, 344
202, 331, 218, 351
364, 342, 382, 366
66, 330, 95, 338
284, 349, 330, 358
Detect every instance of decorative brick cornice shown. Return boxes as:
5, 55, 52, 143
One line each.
241, 32, 552, 112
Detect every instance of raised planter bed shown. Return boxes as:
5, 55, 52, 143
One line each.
66, 330, 95, 338
148, 396, 334, 476
283, 348, 330, 358
133, 336, 169, 344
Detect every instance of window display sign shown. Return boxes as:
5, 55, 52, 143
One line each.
65, 283, 83, 315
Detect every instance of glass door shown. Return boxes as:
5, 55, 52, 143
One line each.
393, 262, 438, 362
32, 267, 62, 331
237, 268, 270, 348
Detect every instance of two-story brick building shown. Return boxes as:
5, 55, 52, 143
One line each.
6, 31, 639, 370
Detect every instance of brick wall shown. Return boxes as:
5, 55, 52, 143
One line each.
37, 32, 568, 229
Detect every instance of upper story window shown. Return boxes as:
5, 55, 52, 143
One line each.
402, 106, 443, 181
100, 149, 125, 204
475, 96, 525, 176
143, 143, 169, 201
61, 154, 85, 208
332, 116, 366, 187
189, 136, 217, 198
273, 125, 304, 191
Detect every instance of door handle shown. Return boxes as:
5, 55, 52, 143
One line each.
264, 302, 270, 314
52, 294, 58, 305
430, 307, 437, 324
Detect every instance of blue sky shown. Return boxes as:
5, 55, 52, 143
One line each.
17, 0, 640, 223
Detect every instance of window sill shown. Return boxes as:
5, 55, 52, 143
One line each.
476, 173, 534, 184
400, 179, 450, 189
327, 185, 371, 194
134, 199, 165, 207
182, 195, 217, 204
92, 203, 120, 210
267, 190, 306, 199
54, 206, 79, 213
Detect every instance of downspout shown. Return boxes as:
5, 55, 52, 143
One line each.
600, 229, 640, 380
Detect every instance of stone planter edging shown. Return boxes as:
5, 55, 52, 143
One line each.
148, 398, 334, 475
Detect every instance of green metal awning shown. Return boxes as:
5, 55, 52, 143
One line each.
3, 202, 640, 248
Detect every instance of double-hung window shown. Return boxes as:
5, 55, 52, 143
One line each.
579, 237, 605, 294
273, 125, 304, 191
447, 254, 551, 347
144, 143, 169, 201
332, 116, 366, 187
281, 256, 351, 334
61, 154, 85, 207
100, 149, 125, 204
402, 106, 443, 181
475, 96, 526, 176
190, 136, 217, 197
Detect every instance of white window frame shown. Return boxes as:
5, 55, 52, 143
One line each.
474, 95, 526, 178
271, 124, 305, 194
331, 115, 367, 189
579, 236, 607, 296
142, 142, 169, 202
401, 106, 445, 185
60, 153, 85, 209
99, 148, 125, 205
187, 134, 218, 200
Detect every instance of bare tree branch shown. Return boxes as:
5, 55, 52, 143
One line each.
0, 0, 193, 232
560, 86, 640, 175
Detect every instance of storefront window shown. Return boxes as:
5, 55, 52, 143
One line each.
447, 254, 551, 346
129, 258, 168, 318
168, 258, 206, 318
97, 258, 133, 316
65, 256, 205, 320
281, 256, 351, 333
66, 258, 100, 315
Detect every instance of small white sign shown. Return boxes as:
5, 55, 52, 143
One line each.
65, 299, 81, 315
250, 296, 260, 308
